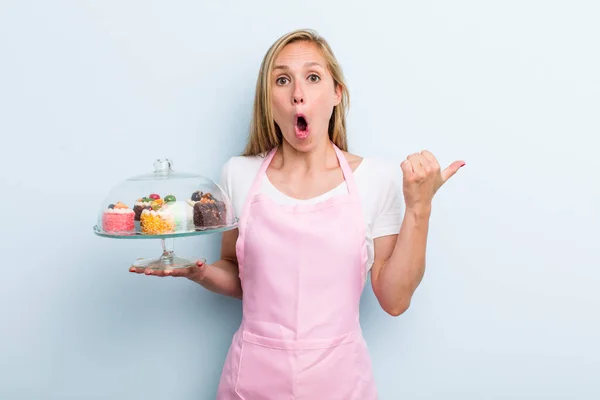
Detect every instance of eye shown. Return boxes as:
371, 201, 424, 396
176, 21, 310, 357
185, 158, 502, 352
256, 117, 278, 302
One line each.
276, 76, 289, 85
308, 74, 321, 83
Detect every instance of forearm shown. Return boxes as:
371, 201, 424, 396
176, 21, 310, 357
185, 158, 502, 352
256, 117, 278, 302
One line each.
189, 259, 243, 299
375, 207, 431, 315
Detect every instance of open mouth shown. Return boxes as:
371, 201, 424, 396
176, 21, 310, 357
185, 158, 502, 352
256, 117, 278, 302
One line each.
296, 115, 307, 131
294, 114, 309, 139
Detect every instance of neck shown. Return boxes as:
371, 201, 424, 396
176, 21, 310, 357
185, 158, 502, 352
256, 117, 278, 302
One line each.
276, 137, 337, 174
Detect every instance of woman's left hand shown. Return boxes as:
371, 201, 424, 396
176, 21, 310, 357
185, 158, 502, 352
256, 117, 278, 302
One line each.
401, 150, 465, 214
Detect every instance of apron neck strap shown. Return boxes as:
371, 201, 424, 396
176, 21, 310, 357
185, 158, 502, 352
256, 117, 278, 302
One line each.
331, 144, 358, 196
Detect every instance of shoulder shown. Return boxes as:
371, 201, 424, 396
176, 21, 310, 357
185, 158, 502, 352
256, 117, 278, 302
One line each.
346, 151, 400, 186
220, 154, 265, 189
340, 151, 363, 173
221, 154, 265, 175
359, 157, 399, 178
342, 151, 398, 178
341, 150, 400, 193
219, 155, 265, 216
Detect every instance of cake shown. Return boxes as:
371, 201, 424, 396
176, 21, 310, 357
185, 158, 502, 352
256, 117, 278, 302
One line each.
140, 198, 175, 234
133, 195, 155, 221
162, 197, 194, 231
102, 201, 135, 233
188, 190, 227, 229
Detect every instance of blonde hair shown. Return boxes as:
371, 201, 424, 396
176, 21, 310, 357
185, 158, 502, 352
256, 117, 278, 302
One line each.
242, 29, 350, 156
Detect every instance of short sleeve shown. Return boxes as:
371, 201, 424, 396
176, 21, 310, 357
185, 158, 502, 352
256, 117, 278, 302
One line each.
217, 156, 262, 219
219, 158, 234, 210
371, 164, 404, 238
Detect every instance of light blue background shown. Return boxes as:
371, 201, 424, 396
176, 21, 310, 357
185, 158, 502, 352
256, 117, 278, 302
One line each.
1, 1, 598, 399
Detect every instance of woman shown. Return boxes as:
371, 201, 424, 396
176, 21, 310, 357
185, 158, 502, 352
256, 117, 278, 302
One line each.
131, 29, 464, 399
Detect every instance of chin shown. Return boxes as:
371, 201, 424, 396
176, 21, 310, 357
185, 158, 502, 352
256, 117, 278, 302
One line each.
282, 132, 326, 153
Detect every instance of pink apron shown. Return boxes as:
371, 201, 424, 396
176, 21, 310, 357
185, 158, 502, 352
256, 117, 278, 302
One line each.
216, 143, 378, 399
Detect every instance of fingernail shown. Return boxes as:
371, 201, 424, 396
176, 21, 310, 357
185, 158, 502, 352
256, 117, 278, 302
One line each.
164, 270, 171, 275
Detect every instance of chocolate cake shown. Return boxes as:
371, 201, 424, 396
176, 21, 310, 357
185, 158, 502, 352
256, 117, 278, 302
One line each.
133, 198, 153, 221
189, 191, 227, 228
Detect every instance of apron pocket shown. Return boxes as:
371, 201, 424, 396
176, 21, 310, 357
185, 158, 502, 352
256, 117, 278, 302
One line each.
295, 334, 364, 400
235, 330, 367, 400
234, 331, 295, 399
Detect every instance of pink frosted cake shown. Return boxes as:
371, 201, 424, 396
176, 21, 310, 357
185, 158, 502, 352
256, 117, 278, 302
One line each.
102, 201, 135, 233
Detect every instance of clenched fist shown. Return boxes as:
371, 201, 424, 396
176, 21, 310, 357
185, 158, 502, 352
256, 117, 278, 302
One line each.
400, 150, 465, 213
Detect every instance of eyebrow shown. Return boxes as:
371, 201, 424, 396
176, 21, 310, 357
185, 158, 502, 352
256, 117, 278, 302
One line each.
273, 61, 324, 71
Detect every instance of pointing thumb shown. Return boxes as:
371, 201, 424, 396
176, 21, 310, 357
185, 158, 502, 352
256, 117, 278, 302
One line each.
441, 161, 465, 182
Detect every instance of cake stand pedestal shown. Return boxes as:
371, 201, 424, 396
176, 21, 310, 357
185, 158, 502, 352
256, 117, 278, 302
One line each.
131, 238, 198, 270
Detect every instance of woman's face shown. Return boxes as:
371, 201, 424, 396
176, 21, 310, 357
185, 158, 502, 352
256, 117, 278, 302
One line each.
271, 41, 342, 151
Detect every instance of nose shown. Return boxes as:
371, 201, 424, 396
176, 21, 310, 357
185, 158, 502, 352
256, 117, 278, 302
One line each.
292, 82, 304, 105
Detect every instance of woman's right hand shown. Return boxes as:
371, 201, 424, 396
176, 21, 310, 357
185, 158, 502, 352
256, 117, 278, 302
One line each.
128, 231, 242, 298
129, 260, 208, 281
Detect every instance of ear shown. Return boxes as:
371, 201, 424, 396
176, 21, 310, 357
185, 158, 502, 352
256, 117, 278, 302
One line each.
333, 83, 343, 106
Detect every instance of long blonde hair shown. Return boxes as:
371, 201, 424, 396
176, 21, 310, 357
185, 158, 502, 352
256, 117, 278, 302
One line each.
242, 29, 350, 156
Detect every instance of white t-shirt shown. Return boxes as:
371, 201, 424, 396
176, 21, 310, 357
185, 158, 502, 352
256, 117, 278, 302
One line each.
219, 154, 405, 272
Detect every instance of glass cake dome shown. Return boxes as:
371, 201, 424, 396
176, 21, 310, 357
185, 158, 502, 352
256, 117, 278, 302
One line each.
93, 158, 238, 270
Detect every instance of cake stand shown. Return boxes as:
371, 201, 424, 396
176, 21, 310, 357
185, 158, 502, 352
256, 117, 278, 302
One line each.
93, 224, 237, 270
93, 158, 238, 270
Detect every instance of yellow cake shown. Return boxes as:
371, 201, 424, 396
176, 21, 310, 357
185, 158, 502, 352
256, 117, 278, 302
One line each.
140, 207, 175, 234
